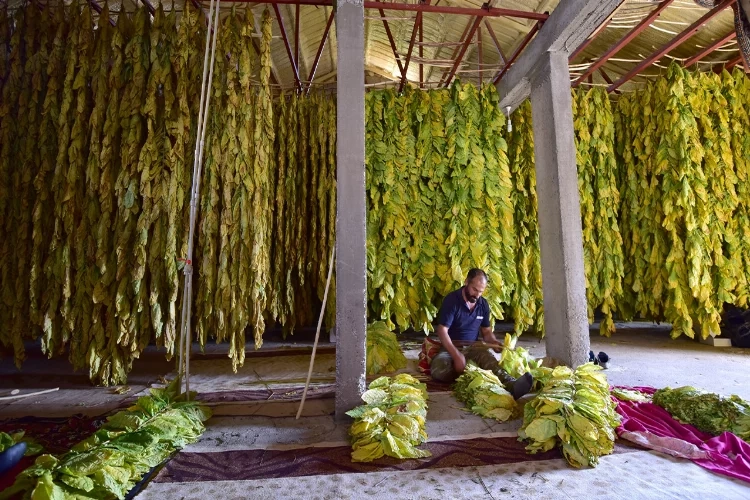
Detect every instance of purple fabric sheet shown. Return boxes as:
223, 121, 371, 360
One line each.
615, 386, 750, 484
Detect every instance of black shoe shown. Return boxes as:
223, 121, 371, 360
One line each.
589, 351, 597, 364
597, 351, 609, 369
511, 372, 533, 400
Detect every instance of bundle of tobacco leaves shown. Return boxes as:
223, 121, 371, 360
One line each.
347, 374, 429, 462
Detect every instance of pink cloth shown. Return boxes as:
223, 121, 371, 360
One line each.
614, 386, 750, 484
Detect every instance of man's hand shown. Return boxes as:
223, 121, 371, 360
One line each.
452, 350, 466, 373
481, 326, 499, 345
436, 324, 467, 374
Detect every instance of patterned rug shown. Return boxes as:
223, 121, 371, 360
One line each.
154, 436, 563, 483
0, 414, 106, 455
0, 414, 107, 491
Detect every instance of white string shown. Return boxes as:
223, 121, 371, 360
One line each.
178, 0, 222, 399
296, 245, 336, 420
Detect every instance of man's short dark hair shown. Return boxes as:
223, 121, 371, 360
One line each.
467, 268, 488, 283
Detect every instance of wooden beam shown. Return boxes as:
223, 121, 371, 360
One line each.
496, 0, 625, 111
364, 1, 548, 20
295, 3, 300, 67
287, 3, 310, 85
484, 19, 506, 64
140, 0, 156, 16
439, 17, 474, 85
399, 1, 428, 93
572, 0, 674, 87
608, 0, 735, 93
598, 67, 621, 94
684, 31, 737, 67
273, 3, 302, 91
219, 0, 549, 21
724, 53, 745, 70
492, 21, 541, 85
478, 26, 483, 85
419, 13, 424, 87
380, 9, 406, 77
307, 9, 335, 92
444, 16, 483, 86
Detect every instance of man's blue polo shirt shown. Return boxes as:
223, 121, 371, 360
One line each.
437, 287, 491, 342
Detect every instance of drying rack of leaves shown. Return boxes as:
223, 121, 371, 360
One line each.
4, 2, 750, 389
365, 83, 516, 333
615, 63, 750, 339
0, 2, 337, 385
0, 380, 211, 500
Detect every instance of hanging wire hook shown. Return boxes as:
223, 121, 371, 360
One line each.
506, 106, 512, 132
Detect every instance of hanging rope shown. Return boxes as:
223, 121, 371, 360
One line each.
296, 245, 336, 420
177, 0, 222, 399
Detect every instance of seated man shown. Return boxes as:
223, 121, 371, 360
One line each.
430, 268, 533, 400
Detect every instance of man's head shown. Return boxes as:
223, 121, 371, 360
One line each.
463, 268, 488, 303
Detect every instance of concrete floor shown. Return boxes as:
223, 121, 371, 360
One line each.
1, 325, 749, 498
519, 324, 750, 400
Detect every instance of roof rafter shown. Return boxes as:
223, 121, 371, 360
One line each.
286, 3, 310, 83
419, 12, 424, 87
568, 17, 612, 63
218, 0, 548, 20
572, 0, 675, 88
307, 9, 334, 93
438, 17, 473, 85
477, 26, 483, 85
272, 3, 302, 91
380, 9, 406, 77
722, 53, 745, 70
496, 0, 624, 111
444, 15, 483, 86
684, 30, 736, 66
598, 67, 621, 95
608, 0, 736, 92
484, 19, 506, 64
399, 1, 428, 93
492, 20, 542, 85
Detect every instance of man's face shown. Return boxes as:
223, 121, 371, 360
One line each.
464, 277, 487, 303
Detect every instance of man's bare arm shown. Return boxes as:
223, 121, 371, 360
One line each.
481, 326, 499, 345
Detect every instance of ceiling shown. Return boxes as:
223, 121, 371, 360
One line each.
3, 0, 747, 94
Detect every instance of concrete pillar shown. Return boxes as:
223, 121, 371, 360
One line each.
334, 0, 367, 420
529, 51, 590, 367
